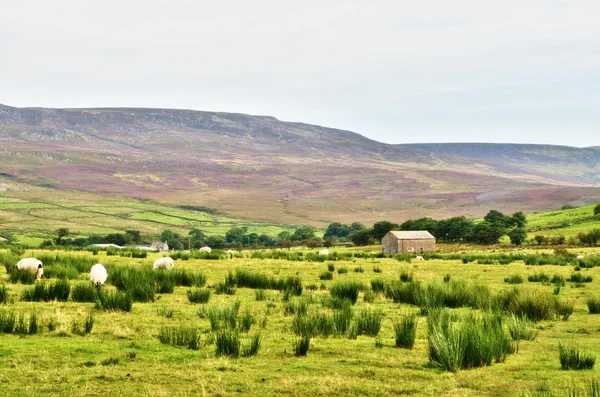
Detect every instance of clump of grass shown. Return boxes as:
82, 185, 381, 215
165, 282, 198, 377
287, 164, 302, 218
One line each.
255, 289, 266, 301
172, 269, 207, 287
284, 297, 309, 316
559, 342, 596, 370
71, 312, 94, 336
214, 282, 237, 295
215, 329, 240, 357
399, 270, 413, 282
241, 333, 262, 357
504, 274, 524, 284
71, 283, 98, 303
554, 286, 561, 295
8, 269, 36, 285
354, 308, 382, 337
319, 271, 333, 280
528, 273, 550, 283
354, 266, 364, 273
293, 335, 311, 356
569, 273, 593, 284
28, 312, 40, 334
363, 290, 375, 303
551, 274, 566, 287
373, 266, 382, 273
158, 326, 203, 350
337, 267, 348, 274
556, 300, 575, 321
332, 302, 353, 336
101, 357, 120, 366
330, 281, 364, 305
443, 274, 451, 283
506, 314, 537, 350
370, 279, 386, 294
393, 313, 417, 349
95, 290, 133, 312
521, 379, 600, 397
239, 308, 255, 333
327, 263, 335, 272
187, 289, 211, 304
0, 310, 16, 333
157, 304, 174, 318
587, 297, 600, 314
21, 279, 71, 302
0, 285, 8, 304
204, 301, 241, 331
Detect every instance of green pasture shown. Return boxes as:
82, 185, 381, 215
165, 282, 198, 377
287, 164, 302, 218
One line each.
527, 204, 600, 237
0, 246, 599, 396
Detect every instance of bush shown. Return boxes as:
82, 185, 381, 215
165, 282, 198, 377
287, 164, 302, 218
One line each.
354, 308, 382, 337
393, 314, 417, 349
504, 275, 524, 284
330, 281, 364, 305
187, 289, 211, 304
158, 326, 203, 350
95, 290, 133, 312
319, 271, 333, 280
559, 342, 596, 370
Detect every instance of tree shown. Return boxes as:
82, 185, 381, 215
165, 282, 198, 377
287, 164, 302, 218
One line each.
400, 217, 438, 234
510, 212, 527, 228
594, 204, 600, 216
436, 216, 473, 242
508, 227, 527, 246
483, 210, 511, 227
372, 221, 399, 241
467, 222, 505, 245
206, 235, 226, 248
55, 228, 70, 244
258, 234, 274, 247
350, 222, 365, 232
226, 227, 247, 244
351, 229, 373, 246
324, 223, 351, 239
291, 226, 317, 241
125, 230, 141, 244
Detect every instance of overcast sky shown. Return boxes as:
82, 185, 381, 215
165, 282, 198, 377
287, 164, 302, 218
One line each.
1, 1, 599, 147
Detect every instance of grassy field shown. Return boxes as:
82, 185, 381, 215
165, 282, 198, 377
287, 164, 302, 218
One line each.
527, 204, 600, 238
0, 191, 295, 244
1, 245, 600, 396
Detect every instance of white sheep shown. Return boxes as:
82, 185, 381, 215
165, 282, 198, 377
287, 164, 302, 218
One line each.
90, 264, 108, 286
319, 249, 329, 256
16, 257, 43, 273
226, 249, 235, 257
577, 255, 585, 260
153, 257, 175, 270
415, 256, 425, 261
200, 246, 212, 254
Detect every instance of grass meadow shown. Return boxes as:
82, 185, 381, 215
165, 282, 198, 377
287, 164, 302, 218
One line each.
0, 245, 600, 396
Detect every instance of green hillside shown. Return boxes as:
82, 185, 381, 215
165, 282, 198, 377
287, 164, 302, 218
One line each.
527, 204, 600, 237
0, 190, 294, 245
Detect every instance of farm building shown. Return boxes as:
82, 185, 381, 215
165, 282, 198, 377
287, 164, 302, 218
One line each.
381, 231, 436, 254
150, 241, 169, 252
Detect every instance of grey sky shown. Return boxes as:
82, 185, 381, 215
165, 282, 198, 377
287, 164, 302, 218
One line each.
1, 0, 599, 147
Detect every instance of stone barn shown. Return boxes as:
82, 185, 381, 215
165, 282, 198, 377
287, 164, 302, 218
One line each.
381, 231, 436, 254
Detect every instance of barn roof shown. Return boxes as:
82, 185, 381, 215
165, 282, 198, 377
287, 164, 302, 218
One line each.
388, 231, 435, 240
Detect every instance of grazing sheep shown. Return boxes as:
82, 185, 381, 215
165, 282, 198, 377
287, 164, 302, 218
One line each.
415, 256, 425, 261
577, 255, 585, 260
226, 249, 234, 257
199, 246, 212, 254
90, 264, 108, 286
16, 258, 43, 273
35, 264, 43, 281
319, 249, 329, 256
153, 257, 175, 270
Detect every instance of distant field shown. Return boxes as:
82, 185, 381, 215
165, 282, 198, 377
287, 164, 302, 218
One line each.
0, 191, 295, 243
0, 245, 600, 396
527, 204, 600, 237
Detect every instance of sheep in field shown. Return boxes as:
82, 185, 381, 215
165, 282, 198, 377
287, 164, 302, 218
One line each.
200, 246, 212, 254
153, 257, 175, 270
90, 264, 108, 286
226, 249, 234, 257
319, 249, 329, 256
415, 256, 425, 261
16, 257, 43, 273
577, 255, 585, 260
